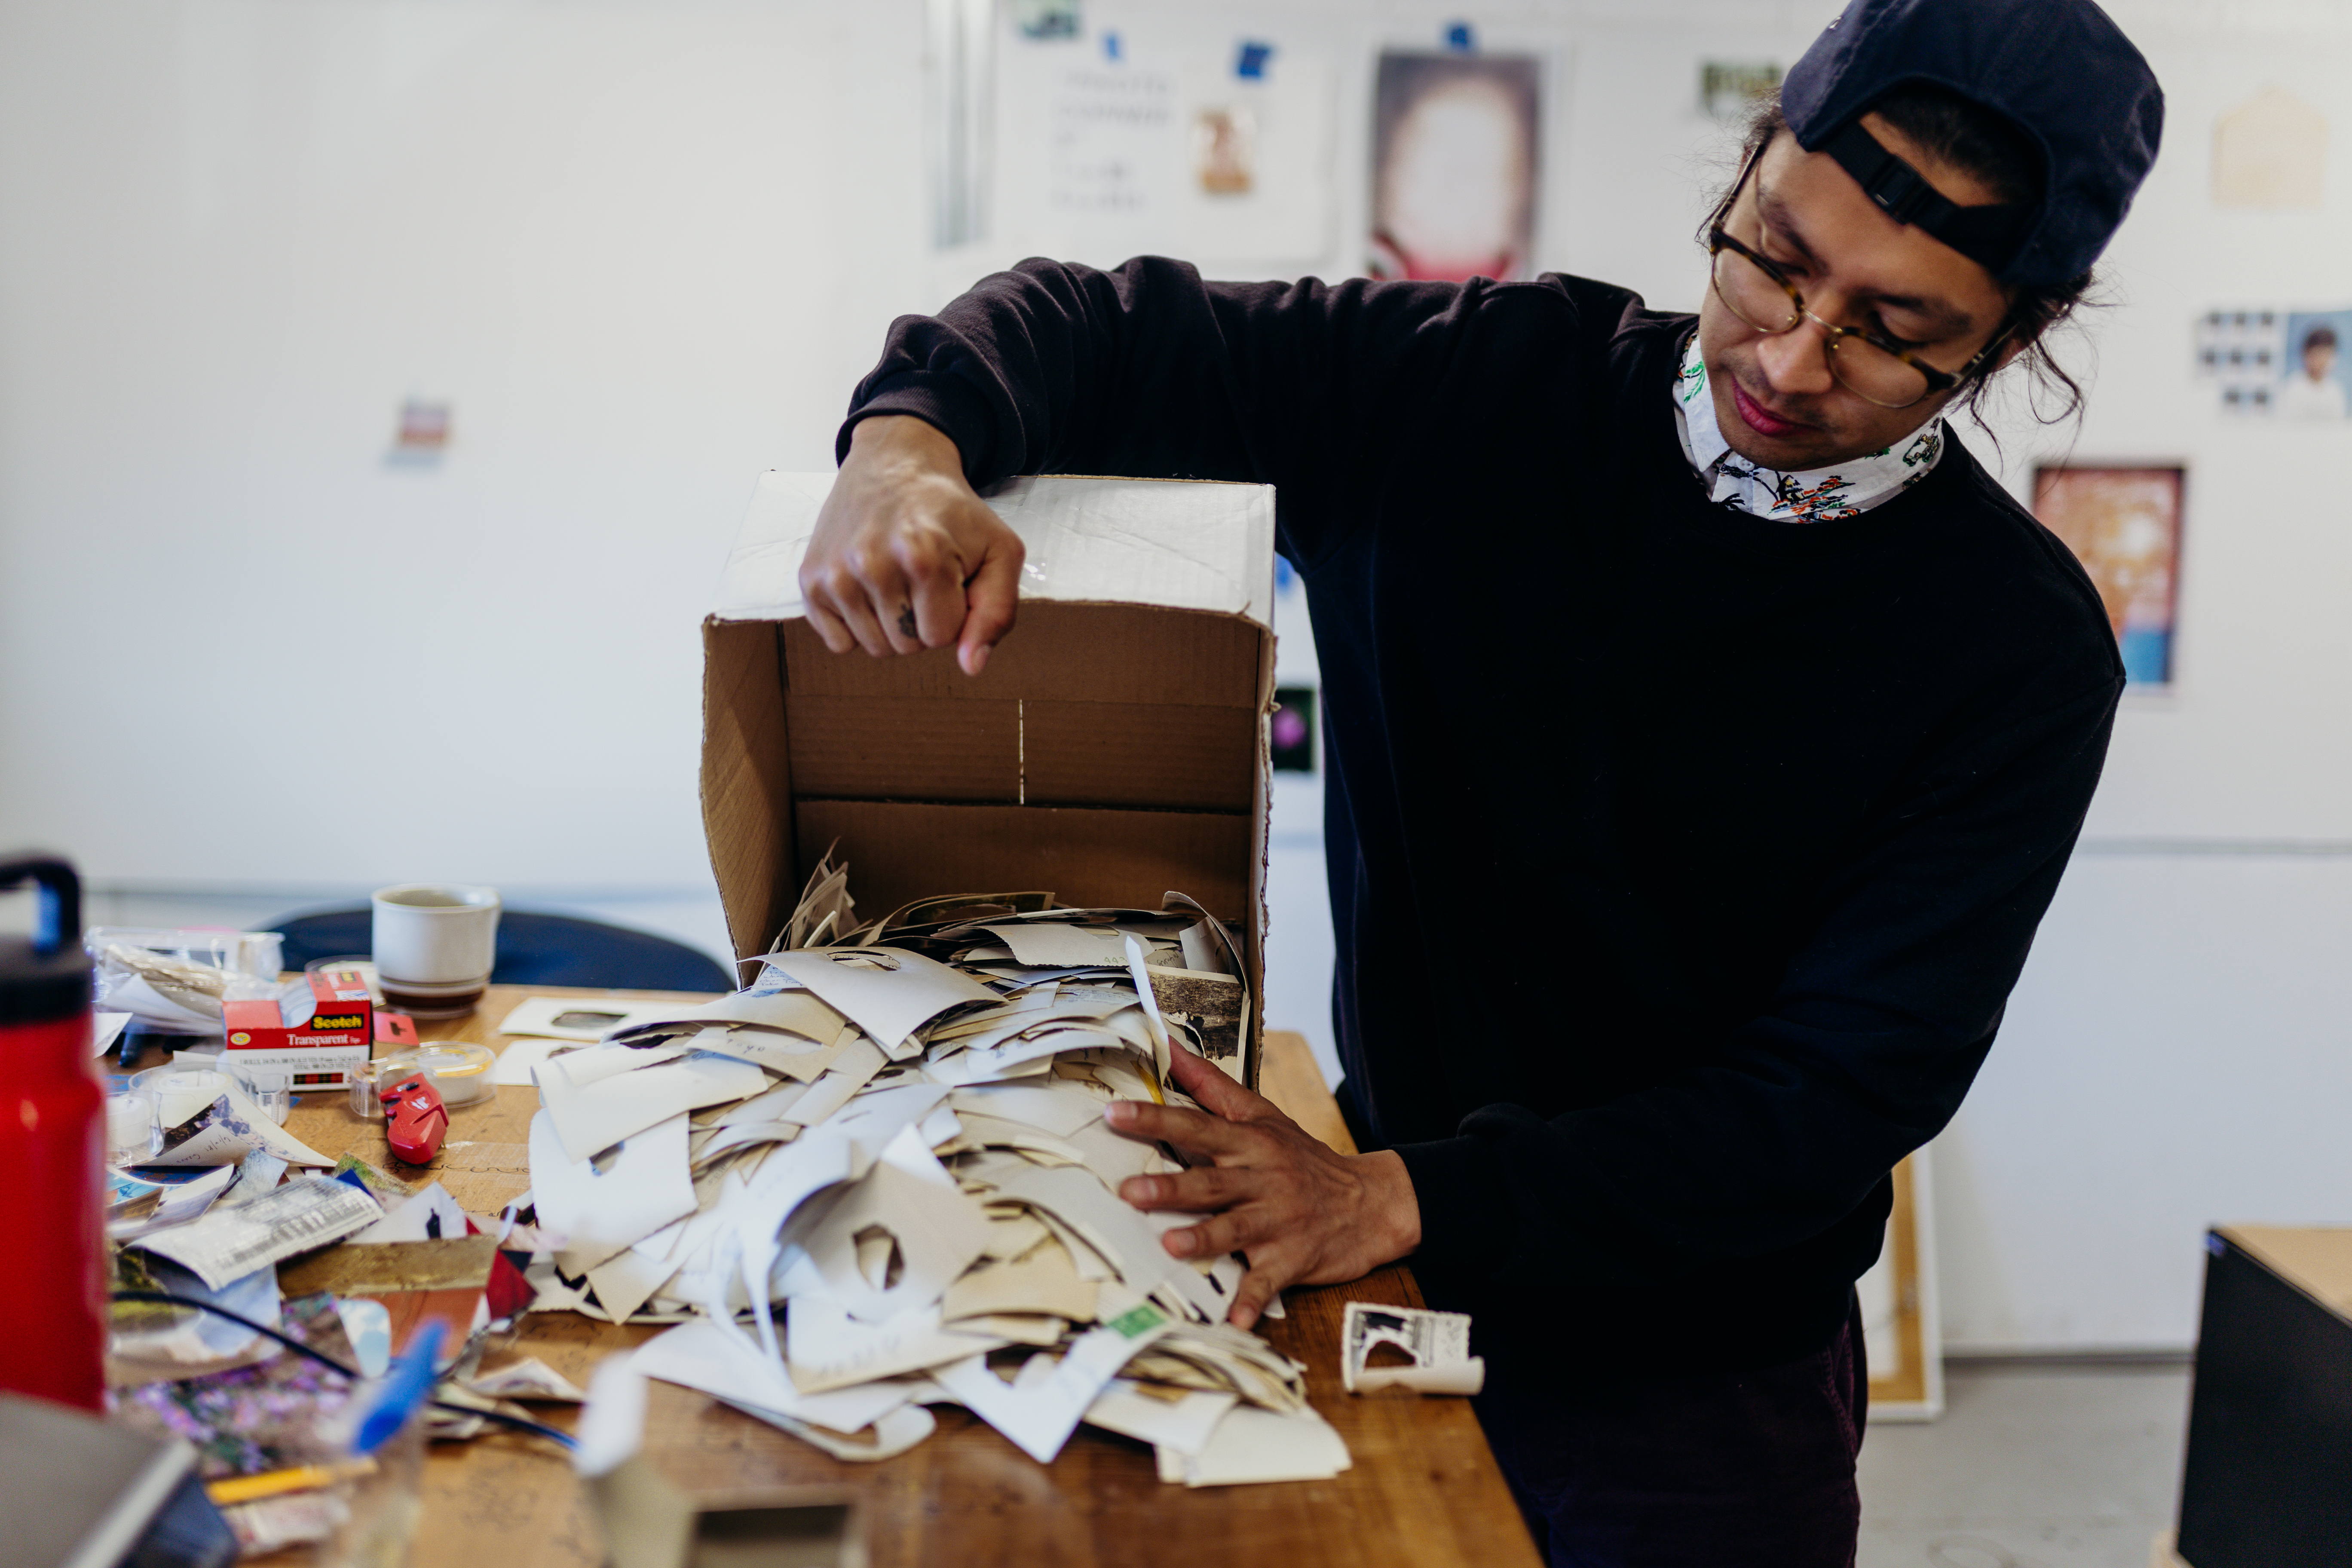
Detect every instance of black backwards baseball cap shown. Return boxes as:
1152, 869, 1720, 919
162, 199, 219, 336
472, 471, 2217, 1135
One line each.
1782, 0, 2164, 288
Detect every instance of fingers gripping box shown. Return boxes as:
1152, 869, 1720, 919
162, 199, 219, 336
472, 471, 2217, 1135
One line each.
700, 472, 1277, 1087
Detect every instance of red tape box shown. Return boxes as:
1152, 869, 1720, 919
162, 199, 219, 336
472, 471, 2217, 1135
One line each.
224, 967, 381, 1090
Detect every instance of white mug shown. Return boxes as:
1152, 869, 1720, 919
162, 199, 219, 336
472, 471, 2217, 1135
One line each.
371, 883, 501, 1018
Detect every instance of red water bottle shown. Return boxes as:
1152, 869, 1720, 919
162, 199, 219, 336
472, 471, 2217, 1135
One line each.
0, 855, 103, 1411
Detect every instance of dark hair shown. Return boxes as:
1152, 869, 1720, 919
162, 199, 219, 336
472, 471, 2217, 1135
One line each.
1712, 83, 2099, 426
2307, 325, 2339, 352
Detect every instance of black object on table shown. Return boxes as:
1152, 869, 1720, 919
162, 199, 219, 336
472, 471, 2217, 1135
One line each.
2175, 1229, 2352, 1567
268, 907, 733, 994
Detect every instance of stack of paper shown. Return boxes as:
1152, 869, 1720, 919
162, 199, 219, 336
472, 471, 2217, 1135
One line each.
521, 856, 1348, 1485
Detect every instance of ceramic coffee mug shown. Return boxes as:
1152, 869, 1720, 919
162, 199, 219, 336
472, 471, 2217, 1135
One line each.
371, 884, 501, 1018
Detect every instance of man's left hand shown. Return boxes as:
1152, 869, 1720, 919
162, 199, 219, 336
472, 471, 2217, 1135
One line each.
1105, 1047, 1421, 1330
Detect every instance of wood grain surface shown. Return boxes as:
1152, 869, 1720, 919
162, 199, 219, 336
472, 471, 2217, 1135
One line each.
184, 984, 1536, 1568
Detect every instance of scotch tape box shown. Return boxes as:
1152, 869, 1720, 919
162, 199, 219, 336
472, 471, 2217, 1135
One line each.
222, 966, 375, 1090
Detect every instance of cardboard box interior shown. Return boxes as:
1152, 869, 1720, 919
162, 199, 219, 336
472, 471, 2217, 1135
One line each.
701, 474, 1276, 1083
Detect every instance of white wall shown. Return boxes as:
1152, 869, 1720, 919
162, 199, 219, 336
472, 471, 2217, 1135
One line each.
0, 0, 933, 894
5, 0, 2351, 1350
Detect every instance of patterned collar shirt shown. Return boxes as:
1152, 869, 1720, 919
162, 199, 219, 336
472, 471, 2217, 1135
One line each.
1670, 329, 1945, 522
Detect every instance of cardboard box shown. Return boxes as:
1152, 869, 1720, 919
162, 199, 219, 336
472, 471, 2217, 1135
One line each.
2175, 1225, 2352, 1567
222, 966, 376, 1090
701, 472, 1276, 1085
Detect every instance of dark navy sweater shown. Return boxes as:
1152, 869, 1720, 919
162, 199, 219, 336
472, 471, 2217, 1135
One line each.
840, 256, 2121, 1376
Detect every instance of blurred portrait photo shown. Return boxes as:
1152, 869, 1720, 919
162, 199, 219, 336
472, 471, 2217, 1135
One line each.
1368, 52, 1541, 283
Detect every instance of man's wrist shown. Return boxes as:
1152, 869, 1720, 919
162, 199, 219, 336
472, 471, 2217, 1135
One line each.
1365, 1148, 1422, 1262
848, 412, 962, 470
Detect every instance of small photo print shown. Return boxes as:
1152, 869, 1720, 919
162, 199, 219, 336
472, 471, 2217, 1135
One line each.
2193, 308, 2352, 417
1271, 685, 1317, 773
1194, 105, 1257, 196
2278, 312, 2350, 418
2032, 466, 2184, 687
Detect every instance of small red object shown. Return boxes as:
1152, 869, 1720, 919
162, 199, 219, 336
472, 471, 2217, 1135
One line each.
380, 1072, 447, 1165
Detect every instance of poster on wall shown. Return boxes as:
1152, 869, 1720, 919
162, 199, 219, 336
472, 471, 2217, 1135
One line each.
2211, 86, 2327, 209
1699, 59, 1781, 122
1368, 51, 1542, 282
994, 24, 1335, 270
2195, 308, 2351, 417
2032, 466, 2185, 687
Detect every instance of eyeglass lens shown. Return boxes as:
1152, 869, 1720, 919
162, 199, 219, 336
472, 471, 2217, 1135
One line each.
1710, 246, 1932, 410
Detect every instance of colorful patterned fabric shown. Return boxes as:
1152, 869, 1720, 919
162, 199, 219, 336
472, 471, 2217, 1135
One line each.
1672, 331, 1945, 522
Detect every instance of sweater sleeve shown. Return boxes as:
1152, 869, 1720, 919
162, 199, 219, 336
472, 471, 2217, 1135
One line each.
1395, 673, 2123, 1297
839, 255, 1528, 570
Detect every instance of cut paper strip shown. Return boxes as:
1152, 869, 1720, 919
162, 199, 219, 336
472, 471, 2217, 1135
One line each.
538, 1051, 771, 1163
980, 1163, 1228, 1322
760, 948, 1000, 1052
808, 1080, 952, 1164
931, 1297, 1174, 1463
720, 1398, 938, 1463
781, 1038, 889, 1127
467, 1357, 587, 1402
713, 1078, 815, 1127
947, 1084, 1107, 1139
683, 1025, 848, 1081
785, 1294, 1008, 1393
531, 1040, 689, 1089
802, 1126, 992, 1322
529, 1111, 697, 1274
492, 1035, 581, 1087
979, 923, 1133, 968
346, 1181, 471, 1245
942, 1243, 1097, 1323
636, 1318, 916, 1438
498, 995, 692, 1043
1085, 1378, 1237, 1457
608, 988, 849, 1043
1160, 1404, 1352, 1487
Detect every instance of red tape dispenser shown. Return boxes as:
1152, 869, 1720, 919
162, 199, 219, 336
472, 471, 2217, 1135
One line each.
380, 1070, 448, 1165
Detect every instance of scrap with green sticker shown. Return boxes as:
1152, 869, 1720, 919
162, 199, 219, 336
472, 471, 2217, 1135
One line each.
1107, 1301, 1169, 1339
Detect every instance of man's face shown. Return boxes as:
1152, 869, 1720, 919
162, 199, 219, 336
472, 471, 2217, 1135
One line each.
2305, 342, 2337, 382
1697, 118, 2019, 471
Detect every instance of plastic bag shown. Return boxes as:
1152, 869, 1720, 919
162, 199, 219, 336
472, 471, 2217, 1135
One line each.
87, 927, 286, 1036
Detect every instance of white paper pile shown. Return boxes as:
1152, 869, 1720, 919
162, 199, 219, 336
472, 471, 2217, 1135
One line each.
521, 857, 1348, 1485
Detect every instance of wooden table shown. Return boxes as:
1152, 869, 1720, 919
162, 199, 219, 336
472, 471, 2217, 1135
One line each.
247, 984, 1538, 1568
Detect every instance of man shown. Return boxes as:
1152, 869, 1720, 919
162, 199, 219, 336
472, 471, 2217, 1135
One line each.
799, 0, 2162, 1560
2278, 323, 2346, 419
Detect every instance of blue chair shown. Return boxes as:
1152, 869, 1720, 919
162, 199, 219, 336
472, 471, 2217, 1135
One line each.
267, 907, 732, 994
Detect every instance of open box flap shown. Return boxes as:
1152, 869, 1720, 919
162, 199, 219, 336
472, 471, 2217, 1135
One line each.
714, 472, 1275, 630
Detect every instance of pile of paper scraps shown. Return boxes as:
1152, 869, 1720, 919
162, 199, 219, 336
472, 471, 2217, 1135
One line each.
525, 854, 1353, 1487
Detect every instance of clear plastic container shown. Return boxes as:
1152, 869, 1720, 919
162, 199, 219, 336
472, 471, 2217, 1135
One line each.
102, 1087, 159, 1166
129, 1064, 236, 1127
347, 1043, 496, 1119
233, 1067, 293, 1125
308, 1415, 424, 1568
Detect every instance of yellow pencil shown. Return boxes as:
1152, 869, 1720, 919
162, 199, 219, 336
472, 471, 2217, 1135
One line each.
205, 1457, 376, 1505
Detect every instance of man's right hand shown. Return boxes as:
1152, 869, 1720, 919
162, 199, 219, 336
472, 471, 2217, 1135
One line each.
800, 415, 1024, 676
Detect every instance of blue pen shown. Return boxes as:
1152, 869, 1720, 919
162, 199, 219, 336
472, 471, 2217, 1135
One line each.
353, 1319, 447, 1456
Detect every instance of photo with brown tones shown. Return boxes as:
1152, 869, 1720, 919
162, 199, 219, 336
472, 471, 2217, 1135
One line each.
2033, 466, 2184, 686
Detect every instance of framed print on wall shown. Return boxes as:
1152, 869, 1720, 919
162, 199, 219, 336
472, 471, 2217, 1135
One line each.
2031, 465, 2186, 687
